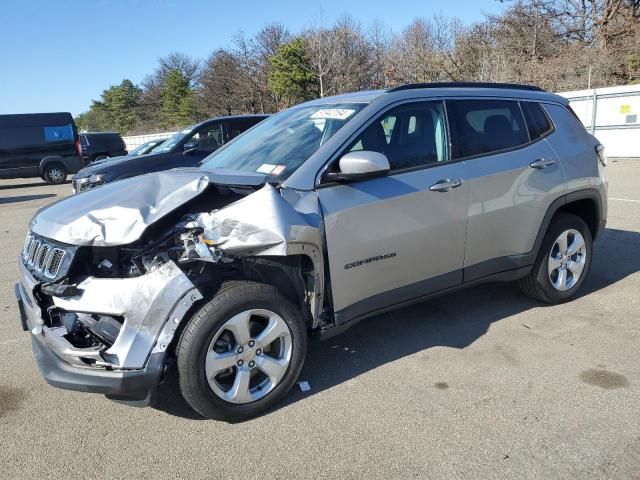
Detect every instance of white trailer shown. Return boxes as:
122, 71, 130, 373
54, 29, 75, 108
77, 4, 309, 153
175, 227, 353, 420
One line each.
559, 84, 640, 158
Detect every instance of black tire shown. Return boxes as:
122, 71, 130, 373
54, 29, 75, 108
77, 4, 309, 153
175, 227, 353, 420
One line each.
519, 212, 592, 304
176, 280, 307, 421
42, 163, 67, 185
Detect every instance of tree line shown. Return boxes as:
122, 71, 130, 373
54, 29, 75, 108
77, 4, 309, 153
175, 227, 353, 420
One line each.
76, 0, 640, 135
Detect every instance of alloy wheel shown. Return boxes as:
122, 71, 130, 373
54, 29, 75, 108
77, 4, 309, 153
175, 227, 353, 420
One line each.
205, 309, 292, 404
547, 228, 587, 291
47, 167, 64, 183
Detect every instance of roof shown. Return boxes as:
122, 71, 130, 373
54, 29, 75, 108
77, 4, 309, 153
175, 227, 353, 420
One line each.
388, 82, 544, 92
298, 83, 568, 107
0, 112, 74, 127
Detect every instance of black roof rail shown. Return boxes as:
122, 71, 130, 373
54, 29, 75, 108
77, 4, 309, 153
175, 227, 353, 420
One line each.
387, 82, 545, 93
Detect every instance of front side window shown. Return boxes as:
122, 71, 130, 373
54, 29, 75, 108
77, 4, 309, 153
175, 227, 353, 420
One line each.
347, 101, 449, 171
448, 100, 529, 159
191, 122, 224, 152
150, 128, 193, 153
201, 103, 366, 179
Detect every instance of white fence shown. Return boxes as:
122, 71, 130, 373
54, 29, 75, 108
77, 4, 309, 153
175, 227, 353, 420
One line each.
122, 131, 175, 150
559, 84, 640, 158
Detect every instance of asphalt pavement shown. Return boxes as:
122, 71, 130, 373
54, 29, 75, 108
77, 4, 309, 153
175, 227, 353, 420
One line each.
0, 160, 638, 479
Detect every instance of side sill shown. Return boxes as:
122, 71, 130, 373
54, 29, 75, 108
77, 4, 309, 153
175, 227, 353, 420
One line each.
318, 265, 531, 340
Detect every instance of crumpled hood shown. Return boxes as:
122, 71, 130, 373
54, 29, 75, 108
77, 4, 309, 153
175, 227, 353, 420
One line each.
31, 170, 209, 246
30, 168, 267, 246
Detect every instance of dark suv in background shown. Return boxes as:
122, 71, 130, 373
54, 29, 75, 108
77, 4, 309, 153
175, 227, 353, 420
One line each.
0, 112, 82, 184
72, 115, 268, 192
79, 132, 127, 163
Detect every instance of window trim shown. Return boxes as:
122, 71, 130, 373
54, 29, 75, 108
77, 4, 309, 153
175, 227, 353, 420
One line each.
520, 100, 555, 141
314, 96, 560, 189
445, 99, 557, 163
446, 98, 532, 161
316, 99, 454, 188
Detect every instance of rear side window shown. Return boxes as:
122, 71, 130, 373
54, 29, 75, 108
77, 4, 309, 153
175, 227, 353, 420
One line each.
43, 124, 74, 142
448, 100, 529, 159
521, 102, 553, 140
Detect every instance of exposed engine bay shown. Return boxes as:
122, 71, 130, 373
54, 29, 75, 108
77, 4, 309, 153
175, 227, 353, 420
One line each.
22, 170, 327, 374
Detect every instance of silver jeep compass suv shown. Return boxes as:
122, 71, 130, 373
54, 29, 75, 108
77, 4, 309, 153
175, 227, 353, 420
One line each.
16, 83, 608, 421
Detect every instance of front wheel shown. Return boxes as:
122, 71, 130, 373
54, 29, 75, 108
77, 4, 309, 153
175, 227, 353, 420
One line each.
176, 281, 307, 421
519, 213, 592, 304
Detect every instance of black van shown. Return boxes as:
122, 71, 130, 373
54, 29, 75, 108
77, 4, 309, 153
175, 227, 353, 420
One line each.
80, 132, 128, 162
0, 112, 82, 184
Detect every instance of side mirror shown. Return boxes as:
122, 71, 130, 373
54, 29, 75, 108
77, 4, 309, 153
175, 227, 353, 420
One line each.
325, 151, 390, 183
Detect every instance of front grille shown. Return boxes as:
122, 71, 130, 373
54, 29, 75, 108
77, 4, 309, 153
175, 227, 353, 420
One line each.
22, 233, 74, 281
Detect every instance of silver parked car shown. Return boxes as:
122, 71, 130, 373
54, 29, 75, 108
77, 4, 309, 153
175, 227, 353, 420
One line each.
16, 83, 608, 421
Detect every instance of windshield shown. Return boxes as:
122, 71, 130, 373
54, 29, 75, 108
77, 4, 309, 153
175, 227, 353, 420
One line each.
129, 142, 153, 155
201, 103, 366, 179
150, 128, 192, 153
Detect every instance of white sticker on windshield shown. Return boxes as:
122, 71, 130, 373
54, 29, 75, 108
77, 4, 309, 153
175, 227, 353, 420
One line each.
310, 108, 356, 120
271, 165, 287, 176
256, 163, 277, 174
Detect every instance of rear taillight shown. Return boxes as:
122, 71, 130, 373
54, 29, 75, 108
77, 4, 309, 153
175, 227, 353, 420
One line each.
75, 138, 82, 158
595, 144, 607, 166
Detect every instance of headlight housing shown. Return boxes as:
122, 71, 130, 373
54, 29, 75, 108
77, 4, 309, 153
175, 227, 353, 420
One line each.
89, 173, 105, 185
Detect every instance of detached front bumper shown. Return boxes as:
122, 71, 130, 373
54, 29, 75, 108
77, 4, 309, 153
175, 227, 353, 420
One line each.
16, 259, 202, 406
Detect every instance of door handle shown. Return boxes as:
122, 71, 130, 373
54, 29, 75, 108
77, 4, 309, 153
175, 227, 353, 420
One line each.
530, 158, 555, 169
429, 178, 464, 192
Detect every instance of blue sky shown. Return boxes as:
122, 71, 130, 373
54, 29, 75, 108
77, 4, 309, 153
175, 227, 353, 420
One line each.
0, 0, 502, 116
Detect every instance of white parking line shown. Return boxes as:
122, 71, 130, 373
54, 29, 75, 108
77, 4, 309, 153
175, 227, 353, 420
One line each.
610, 197, 640, 203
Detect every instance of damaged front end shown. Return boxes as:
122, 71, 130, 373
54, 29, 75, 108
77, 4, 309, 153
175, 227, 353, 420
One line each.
16, 170, 326, 406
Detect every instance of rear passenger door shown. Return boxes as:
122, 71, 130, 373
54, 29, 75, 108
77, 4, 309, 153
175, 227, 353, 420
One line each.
447, 99, 565, 280
317, 101, 469, 321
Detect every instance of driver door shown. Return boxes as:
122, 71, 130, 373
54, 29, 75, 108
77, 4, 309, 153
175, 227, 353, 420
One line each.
316, 101, 469, 322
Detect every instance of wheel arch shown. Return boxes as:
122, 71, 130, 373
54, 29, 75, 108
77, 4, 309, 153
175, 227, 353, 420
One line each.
239, 253, 320, 327
39, 156, 68, 175
534, 189, 603, 258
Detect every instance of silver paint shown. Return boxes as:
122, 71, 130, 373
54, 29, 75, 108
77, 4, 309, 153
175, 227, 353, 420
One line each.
463, 137, 566, 266
318, 162, 469, 312
30, 170, 210, 246
19, 258, 199, 370
197, 184, 326, 323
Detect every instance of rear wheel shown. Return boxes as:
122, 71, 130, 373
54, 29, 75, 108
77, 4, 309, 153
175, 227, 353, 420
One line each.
519, 213, 592, 304
43, 164, 67, 185
177, 281, 307, 421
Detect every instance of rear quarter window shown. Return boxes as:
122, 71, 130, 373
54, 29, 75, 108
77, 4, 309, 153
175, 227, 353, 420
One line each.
521, 102, 553, 140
